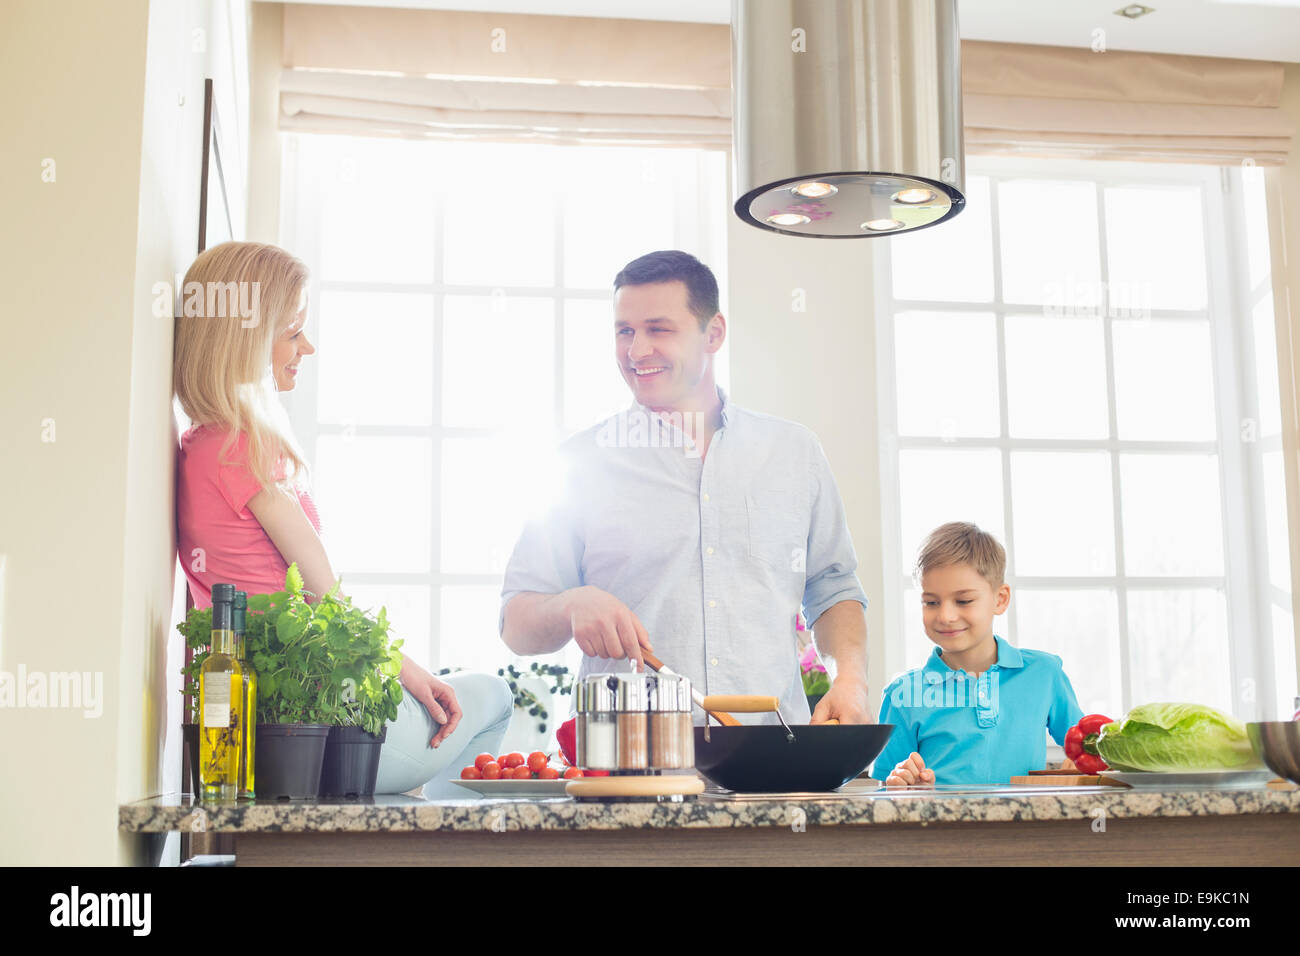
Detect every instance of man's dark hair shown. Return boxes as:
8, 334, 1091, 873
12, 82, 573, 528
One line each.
613, 250, 720, 330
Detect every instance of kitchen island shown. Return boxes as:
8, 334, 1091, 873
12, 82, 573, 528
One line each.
122, 779, 1300, 866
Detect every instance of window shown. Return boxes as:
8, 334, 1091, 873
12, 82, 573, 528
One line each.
876, 156, 1294, 722
280, 134, 728, 675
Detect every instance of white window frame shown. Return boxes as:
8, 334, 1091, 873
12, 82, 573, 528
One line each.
874, 155, 1283, 720
277, 131, 728, 669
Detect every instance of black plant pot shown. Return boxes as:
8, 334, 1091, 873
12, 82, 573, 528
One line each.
255, 724, 331, 799
182, 724, 201, 796
319, 725, 388, 798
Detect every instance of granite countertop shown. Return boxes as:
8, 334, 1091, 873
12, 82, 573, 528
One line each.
121, 778, 1300, 834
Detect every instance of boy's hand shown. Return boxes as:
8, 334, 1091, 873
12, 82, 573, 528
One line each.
885, 752, 936, 787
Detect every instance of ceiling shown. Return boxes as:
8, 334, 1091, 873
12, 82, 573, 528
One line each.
268, 0, 1300, 62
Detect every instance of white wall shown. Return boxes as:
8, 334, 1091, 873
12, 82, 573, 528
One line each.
0, 0, 251, 866
726, 220, 890, 708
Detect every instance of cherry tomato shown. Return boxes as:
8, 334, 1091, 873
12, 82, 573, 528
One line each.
461, 766, 482, 780
538, 766, 560, 779
481, 761, 502, 780
501, 752, 526, 770
511, 765, 533, 780
527, 751, 548, 774
474, 753, 495, 772
563, 767, 584, 779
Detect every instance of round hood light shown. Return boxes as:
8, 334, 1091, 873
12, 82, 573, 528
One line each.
766, 212, 812, 226
894, 188, 937, 204
792, 181, 838, 199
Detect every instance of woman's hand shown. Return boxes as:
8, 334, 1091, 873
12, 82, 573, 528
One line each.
885, 751, 935, 787
399, 654, 463, 748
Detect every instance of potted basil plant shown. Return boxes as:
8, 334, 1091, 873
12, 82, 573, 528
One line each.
231, 565, 334, 799
244, 564, 404, 799
313, 590, 405, 798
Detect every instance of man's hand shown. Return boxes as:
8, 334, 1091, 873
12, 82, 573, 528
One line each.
885, 751, 935, 787
399, 655, 463, 748
810, 676, 873, 724
808, 601, 869, 723
559, 586, 653, 668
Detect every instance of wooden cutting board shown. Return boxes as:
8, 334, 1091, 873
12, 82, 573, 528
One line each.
1009, 771, 1119, 786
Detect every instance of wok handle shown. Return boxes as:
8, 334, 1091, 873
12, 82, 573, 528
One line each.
701, 695, 780, 713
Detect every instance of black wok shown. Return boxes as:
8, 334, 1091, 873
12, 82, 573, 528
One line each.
693, 694, 894, 793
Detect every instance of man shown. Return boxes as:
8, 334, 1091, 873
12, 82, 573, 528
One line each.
499, 250, 871, 724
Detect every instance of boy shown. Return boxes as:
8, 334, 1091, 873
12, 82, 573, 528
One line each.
872, 522, 1083, 786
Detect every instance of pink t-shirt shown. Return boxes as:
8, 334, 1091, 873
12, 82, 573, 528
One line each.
176, 425, 323, 609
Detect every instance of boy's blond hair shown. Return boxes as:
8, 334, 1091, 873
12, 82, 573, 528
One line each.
916, 522, 1006, 589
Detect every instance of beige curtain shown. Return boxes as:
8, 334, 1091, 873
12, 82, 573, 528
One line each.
277, 4, 1293, 163
279, 4, 731, 147
962, 42, 1292, 165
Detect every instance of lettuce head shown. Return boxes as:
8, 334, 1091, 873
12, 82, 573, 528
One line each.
1096, 703, 1264, 772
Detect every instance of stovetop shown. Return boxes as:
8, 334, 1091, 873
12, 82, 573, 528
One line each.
700, 779, 883, 801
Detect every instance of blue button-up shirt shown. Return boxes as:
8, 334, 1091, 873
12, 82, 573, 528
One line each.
499, 388, 869, 724
870, 635, 1083, 784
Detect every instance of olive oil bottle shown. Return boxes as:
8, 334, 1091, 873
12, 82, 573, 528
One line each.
199, 583, 244, 799
233, 590, 257, 799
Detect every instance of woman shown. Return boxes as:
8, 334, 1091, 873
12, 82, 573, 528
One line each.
174, 241, 512, 797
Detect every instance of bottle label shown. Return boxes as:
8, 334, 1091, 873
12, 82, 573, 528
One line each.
203, 673, 232, 728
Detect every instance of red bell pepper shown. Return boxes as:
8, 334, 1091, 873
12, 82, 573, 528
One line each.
556, 716, 577, 766
1064, 713, 1113, 774
1074, 752, 1108, 774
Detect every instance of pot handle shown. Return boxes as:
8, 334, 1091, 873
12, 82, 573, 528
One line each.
700, 695, 780, 713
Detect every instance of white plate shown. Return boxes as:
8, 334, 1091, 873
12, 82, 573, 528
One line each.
1100, 769, 1274, 789
451, 778, 573, 797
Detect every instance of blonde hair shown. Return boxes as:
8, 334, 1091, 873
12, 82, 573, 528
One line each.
916, 522, 1007, 589
173, 241, 310, 494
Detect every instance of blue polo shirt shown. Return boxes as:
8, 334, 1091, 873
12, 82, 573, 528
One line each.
871, 636, 1083, 785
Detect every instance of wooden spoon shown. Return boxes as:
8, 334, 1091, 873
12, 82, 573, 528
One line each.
641, 650, 741, 726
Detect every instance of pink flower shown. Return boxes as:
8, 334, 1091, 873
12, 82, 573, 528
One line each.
799, 645, 827, 673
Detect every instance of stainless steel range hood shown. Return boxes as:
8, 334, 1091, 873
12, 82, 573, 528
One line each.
732, 0, 965, 238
